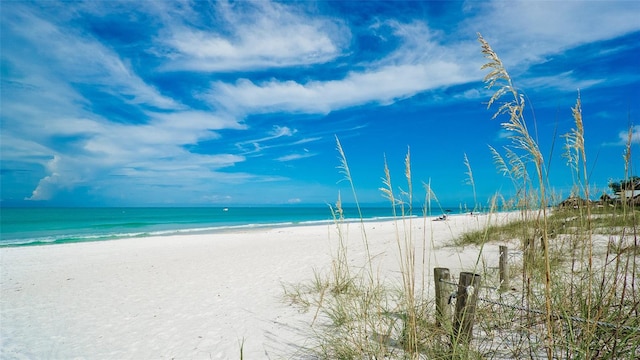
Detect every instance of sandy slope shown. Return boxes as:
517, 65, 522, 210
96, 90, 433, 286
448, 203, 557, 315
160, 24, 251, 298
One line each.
1, 212, 518, 359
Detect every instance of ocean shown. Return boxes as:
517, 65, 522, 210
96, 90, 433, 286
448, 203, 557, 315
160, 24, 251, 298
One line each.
0, 206, 446, 247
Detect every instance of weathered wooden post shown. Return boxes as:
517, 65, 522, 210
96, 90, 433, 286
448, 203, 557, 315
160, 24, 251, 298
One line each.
453, 272, 481, 345
434, 267, 451, 329
499, 245, 509, 291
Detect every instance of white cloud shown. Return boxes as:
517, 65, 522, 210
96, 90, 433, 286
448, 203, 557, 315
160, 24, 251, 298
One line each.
158, 0, 349, 72
269, 125, 297, 138
26, 154, 96, 200
235, 125, 299, 155
519, 71, 605, 92
2, 5, 179, 110
496, 129, 513, 141
291, 137, 323, 145
26, 156, 62, 200
201, 194, 233, 204
275, 152, 317, 162
616, 125, 640, 146
209, 62, 468, 115
19, 111, 249, 200
599, 125, 640, 148
464, 1, 640, 69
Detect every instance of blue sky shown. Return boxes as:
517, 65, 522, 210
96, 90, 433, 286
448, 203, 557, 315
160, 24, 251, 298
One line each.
1, 1, 639, 207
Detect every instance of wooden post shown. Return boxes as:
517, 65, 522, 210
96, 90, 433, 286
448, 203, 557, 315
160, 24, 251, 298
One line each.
453, 272, 481, 345
434, 267, 451, 329
499, 245, 509, 291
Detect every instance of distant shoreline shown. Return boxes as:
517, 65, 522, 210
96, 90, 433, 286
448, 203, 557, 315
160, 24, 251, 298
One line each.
0, 207, 496, 248
1, 206, 486, 248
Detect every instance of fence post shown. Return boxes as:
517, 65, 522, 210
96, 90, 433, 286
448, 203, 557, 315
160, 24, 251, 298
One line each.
453, 272, 481, 345
499, 245, 509, 291
434, 267, 451, 329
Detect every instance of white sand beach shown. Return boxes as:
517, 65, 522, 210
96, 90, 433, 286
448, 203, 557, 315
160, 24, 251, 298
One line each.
1, 212, 519, 359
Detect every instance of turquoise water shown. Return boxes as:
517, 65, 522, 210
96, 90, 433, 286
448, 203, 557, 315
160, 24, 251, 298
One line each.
0, 206, 438, 247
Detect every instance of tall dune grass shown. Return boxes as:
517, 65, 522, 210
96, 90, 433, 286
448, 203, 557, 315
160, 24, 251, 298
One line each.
283, 33, 639, 359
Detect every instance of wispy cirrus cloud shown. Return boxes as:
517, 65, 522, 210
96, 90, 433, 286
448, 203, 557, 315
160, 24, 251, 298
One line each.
275, 150, 317, 162
463, 1, 640, 66
519, 71, 605, 93
234, 125, 299, 155
2, 5, 179, 111
209, 62, 468, 115
157, 0, 349, 72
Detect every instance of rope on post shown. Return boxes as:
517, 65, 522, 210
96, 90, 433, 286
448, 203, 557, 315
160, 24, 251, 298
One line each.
478, 296, 640, 333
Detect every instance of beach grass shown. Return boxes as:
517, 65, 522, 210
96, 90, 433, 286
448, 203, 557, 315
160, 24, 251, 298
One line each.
284, 33, 640, 359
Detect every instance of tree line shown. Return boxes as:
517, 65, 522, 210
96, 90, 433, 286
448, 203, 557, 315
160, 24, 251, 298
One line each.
608, 176, 640, 194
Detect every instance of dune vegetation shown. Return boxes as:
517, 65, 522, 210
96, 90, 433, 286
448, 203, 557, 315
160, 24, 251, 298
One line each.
283, 33, 639, 359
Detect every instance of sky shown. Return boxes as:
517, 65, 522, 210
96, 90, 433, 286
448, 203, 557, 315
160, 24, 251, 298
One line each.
1, 0, 639, 208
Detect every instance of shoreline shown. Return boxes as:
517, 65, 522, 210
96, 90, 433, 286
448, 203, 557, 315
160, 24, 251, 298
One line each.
0, 211, 520, 359
0, 209, 508, 248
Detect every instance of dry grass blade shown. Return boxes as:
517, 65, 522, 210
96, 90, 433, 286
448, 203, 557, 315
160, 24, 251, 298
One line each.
464, 153, 478, 211
405, 147, 413, 214
478, 32, 513, 109
624, 125, 633, 179
505, 147, 528, 183
562, 91, 586, 184
380, 155, 396, 207
478, 32, 554, 359
489, 145, 510, 177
